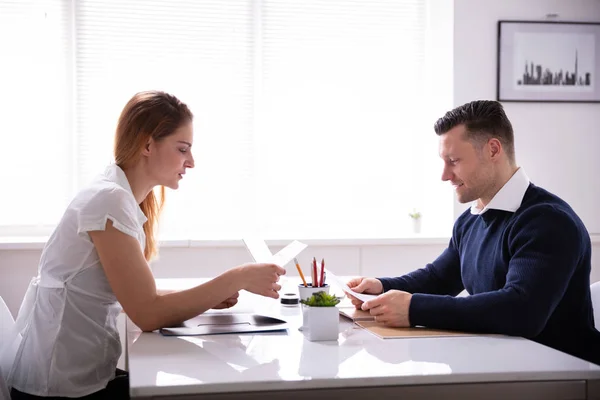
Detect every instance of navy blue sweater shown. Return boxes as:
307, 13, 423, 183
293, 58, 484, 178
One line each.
379, 184, 600, 365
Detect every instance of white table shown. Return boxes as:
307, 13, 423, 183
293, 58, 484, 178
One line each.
127, 279, 600, 399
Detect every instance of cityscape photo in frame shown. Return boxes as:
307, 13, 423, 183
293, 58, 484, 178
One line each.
497, 20, 600, 103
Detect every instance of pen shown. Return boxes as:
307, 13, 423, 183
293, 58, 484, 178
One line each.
294, 257, 308, 287
312, 257, 318, 287
320, 258, 325, 287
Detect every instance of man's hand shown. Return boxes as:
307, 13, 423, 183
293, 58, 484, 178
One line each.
346, 277, 384, 309
361, 290, 412, 327
212, 292, 240, 309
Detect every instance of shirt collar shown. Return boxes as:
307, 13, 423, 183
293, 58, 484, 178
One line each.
470, 167, 530, 215
104, 164, 148, 225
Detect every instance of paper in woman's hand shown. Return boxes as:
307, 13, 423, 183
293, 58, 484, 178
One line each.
243, 238, 307, 267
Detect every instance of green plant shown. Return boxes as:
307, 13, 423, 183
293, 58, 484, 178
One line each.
408, 208, 421, 219
300, 291, 340, 307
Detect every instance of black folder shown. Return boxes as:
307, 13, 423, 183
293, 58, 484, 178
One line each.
159, 313, 288, 336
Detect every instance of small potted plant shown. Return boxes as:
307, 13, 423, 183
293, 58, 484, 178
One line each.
298, 284, 330, 331
300, 291, 340, 341
408, 208, 422, 234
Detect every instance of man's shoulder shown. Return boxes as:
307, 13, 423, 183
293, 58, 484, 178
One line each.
513, 184, 589, 240
522, 183, 563, 203
519, 184, 579, 221
451, 184, 586, 237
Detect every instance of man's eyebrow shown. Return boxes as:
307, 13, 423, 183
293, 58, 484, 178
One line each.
440, 153, 457, 161
177, 140, 192, 147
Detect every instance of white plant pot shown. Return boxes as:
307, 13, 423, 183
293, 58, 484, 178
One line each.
304, 306, 339, 341
412, 217, 422, 234
298, 284, 330, 302
298, 284, 330, 331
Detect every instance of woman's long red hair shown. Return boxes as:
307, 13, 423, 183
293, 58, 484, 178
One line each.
114, 91, 193, 260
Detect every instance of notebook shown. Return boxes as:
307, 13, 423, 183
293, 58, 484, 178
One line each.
160, 313, 288, 336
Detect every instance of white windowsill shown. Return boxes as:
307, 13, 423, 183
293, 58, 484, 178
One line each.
1, 235, 599, 250
0, 236, 451, 250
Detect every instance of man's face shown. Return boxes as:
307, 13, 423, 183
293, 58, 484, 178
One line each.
438, 124, 494, 204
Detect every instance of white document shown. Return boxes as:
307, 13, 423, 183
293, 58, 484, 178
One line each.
268, 240, 308, 267
325, 269, 378, 303
242, 238, 273, 263
242, 238, 307, 267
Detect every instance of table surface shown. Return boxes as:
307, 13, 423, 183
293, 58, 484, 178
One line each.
127, 278, 600, 398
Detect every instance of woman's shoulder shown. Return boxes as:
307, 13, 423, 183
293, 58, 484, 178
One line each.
69, 177, 138, 219
78, 180, 133, 205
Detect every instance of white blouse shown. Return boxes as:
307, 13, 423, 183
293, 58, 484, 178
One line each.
9, 164, 147, 397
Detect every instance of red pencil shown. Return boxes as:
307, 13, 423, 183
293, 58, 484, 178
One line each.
319, 258, 325, 287
312, 257, 318, 287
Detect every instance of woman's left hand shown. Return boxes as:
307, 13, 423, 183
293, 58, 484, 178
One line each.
212, 292, 240, 309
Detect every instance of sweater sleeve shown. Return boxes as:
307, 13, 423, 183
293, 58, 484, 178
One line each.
408, 205, 584, 337
378, 237, 464, 296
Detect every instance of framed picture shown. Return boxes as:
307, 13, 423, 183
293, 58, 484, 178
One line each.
497, 20, 600, 103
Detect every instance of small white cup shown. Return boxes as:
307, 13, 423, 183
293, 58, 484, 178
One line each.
298, 284, 330, 331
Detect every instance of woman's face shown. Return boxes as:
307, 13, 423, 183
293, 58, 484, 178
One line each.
146, 120, 195, 190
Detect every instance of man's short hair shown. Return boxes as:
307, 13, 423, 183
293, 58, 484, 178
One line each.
434, 100, 515, 163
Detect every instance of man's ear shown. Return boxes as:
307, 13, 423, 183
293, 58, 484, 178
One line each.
488, 138, 502, 160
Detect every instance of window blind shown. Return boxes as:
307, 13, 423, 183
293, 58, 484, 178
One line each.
255, 0, 436, 239
0, 0, 453, 240
74, 0, 256, 239
0, 0, 72, 235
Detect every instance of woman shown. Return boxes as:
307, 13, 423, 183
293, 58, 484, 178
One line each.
9, 91, 285, 399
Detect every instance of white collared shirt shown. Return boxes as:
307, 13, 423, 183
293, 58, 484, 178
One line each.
470, 167, 530, 215
10, 164, 147, 397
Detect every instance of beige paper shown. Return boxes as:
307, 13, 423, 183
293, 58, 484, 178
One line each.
356, 321, 479, 339
338, 307, 375, 322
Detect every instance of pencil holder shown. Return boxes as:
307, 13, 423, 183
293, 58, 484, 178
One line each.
298, 284, 330, 331
298, 284, 330, 301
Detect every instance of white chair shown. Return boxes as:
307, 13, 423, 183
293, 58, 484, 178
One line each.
592, 281, 600, 331
0, 295, 18, 400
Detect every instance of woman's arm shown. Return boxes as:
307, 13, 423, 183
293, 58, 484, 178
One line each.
89, 220, 284, 331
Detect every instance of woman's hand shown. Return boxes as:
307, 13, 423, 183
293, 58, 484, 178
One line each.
237, 263, 286, 299
212, 292, 240, 309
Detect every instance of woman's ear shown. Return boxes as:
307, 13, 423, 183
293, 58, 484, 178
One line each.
142, 138, 153, 156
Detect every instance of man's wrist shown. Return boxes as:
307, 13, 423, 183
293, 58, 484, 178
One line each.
406, 293, 413, 326
376, 278, 385, 294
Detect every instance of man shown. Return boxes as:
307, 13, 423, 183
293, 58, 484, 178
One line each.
348, 100, 600, 365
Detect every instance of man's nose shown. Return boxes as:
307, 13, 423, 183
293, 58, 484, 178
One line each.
441, 166, 452, 182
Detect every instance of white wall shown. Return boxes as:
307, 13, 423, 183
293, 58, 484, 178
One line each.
2, 0, 600, 318
2, 235, 600, 318
0, 241, 449, 317
453, 0, 600, 233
